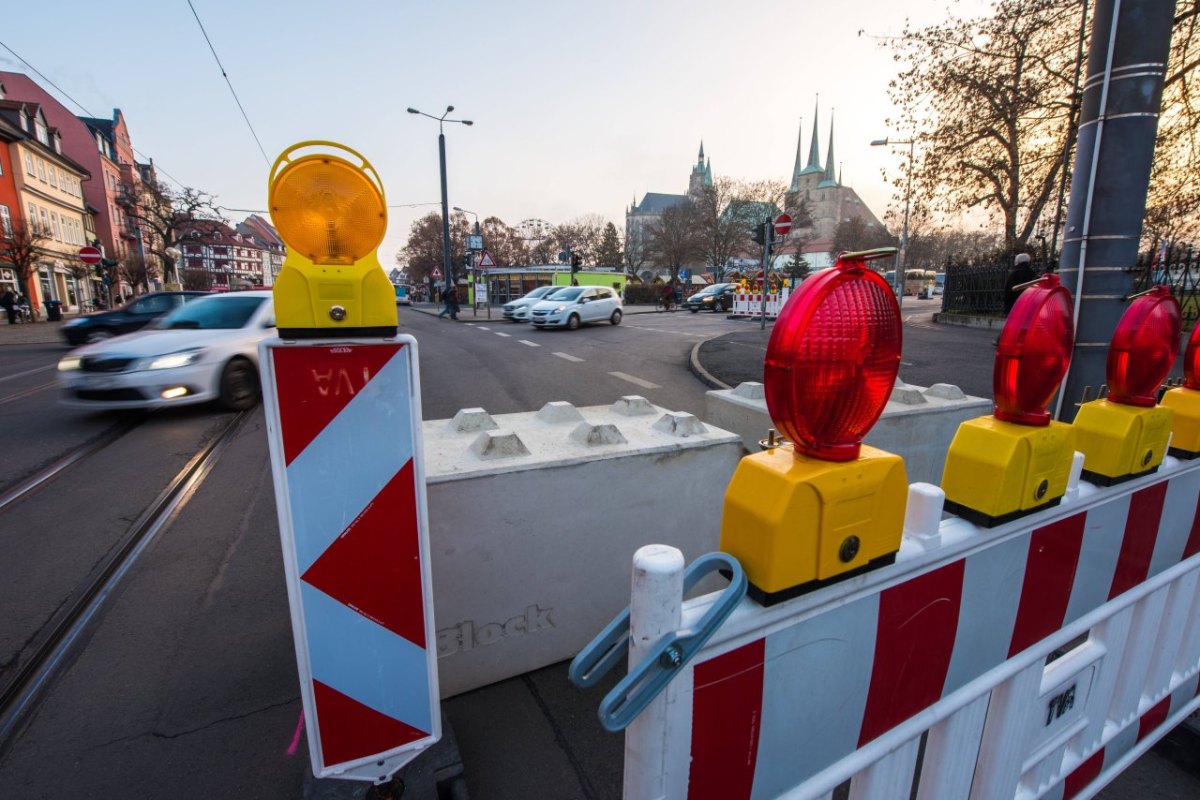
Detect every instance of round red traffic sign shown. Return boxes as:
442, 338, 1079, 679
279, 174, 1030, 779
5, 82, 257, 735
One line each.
78, 246, 102, 265
774, 213, 792, 237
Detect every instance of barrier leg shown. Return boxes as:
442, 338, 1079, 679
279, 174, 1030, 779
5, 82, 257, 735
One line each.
624, 545, 686, 799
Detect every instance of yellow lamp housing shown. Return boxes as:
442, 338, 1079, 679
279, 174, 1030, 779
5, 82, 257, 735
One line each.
1073, 398, 1174, 483
941, 416, 1076, 527
1162, 387, 1200, 459
719, 444, 907, 606
268, 141, 397, 337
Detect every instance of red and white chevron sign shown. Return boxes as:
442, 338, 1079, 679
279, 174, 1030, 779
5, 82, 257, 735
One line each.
260, 336, 439, 781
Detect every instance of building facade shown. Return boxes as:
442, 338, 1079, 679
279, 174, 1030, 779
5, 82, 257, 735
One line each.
178, 216, 284, 289
0, 97, 94, 311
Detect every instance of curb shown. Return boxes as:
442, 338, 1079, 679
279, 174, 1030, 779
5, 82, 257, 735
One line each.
689, 338, 730, 390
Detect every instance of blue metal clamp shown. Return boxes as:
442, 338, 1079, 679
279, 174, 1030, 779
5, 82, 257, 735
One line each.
569, 552, 747, 732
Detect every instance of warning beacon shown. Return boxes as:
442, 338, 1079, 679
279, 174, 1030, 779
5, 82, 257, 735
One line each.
1162, 321, 1200, 458
719, 248, 907, 605
941, 274, 1076, 526
268, 141, 397, 338
1074, 287, 1181, 483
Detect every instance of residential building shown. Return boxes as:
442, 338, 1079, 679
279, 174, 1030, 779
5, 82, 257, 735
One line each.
237, 214, 285, 287
0, 113, 22, 296
178, 217, 283, 289
0, 95, 93, 311
0, 72, 160, 296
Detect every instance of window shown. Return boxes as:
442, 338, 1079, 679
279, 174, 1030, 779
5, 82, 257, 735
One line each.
48, 164, 57, 188
36, 159, 46, 181
51, 213, 62, 241
39, 207, 49, 234
24, 152, 33, 174
0, 205, 11, 237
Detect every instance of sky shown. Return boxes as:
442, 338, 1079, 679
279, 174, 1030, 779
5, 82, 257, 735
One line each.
2, 0, 991, 265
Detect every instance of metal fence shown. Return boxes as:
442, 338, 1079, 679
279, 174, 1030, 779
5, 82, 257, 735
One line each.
1129, 244, 1200, 330
938, 254, 1056, 316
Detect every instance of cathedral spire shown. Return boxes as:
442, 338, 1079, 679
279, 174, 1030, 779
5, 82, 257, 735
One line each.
705, 157, 712, 187
800, 97, 823, 175
698, 141, 705, 164
790, 117, 805, 190
819, 110, 838, 187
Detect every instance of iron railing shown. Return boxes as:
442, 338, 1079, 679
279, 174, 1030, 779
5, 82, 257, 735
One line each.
1128, 244, 1200, 330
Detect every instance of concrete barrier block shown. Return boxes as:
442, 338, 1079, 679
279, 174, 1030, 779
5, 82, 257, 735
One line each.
924, 383, 967, 401
891, 384, 929, 405
570, 422, 627, 447
469, 430, 530, 459
653, 412, 707, 437
450, 407, 498, 433
611, 395, 657, 416
423, 399, 742, 697
732, 381, 765, 400
536, 401, 585, 424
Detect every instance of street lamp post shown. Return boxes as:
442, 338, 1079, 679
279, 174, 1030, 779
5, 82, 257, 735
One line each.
453, 206, 484, 317
871, 137, 915, 303
407, 106, 473, 300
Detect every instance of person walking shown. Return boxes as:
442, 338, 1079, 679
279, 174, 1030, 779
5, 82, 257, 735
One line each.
0, 288, 16, 325
438, 285, 460, 320
1004, 252, 1037, 314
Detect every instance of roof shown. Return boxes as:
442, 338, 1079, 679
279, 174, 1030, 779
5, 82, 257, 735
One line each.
634, 192, 690, 214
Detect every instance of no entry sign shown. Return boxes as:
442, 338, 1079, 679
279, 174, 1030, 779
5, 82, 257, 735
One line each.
78, 246, 102, 265
774, 214, 793, 238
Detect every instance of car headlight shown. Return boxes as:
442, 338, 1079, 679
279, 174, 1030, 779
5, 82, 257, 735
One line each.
58, 356, 81, 372
701, 297, 714, 303
63, 318, 87, 328
552, 305, 567, 313
140, 348, 206, 371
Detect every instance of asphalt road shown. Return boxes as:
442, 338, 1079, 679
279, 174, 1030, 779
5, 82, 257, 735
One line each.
0, 310, 1196, 799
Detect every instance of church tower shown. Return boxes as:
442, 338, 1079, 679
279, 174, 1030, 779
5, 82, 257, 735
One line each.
688, 141, 711, 196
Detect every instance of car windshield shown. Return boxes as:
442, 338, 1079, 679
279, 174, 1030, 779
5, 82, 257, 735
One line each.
524, 286, 556, 300
550, 288, 583, 301
696, 284, 725, 295
154, 296, 267, 330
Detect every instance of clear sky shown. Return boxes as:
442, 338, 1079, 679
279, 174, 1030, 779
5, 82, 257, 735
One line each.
2, 0, 988, 265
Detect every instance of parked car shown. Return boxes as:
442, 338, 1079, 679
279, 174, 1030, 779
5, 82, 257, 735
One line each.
60, 291, 210, 346
529, 286, 622, 330
58, 291, 275, 411
683, 283, 736, 313
502, 285, 563, 322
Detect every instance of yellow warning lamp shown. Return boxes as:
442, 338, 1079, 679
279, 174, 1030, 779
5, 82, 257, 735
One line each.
1075, 287, 1180, 483
268, 141, 396, 337
719, 248, 907, 606
941, 275, 1077, 527
1162, 321, 1200, 459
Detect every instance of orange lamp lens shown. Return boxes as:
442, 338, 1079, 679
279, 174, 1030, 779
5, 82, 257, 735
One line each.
270, 155, 386, 265
1107, 286, 1181, 406
764, 254, 902, 462
993, 274, 1074, 426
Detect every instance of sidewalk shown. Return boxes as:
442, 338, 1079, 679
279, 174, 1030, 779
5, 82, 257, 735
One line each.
0, 315, 77, 345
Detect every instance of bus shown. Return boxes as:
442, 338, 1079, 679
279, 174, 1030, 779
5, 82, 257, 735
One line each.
394, 284, 411, 305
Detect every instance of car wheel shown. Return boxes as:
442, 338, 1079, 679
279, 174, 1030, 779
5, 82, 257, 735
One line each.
610, 309, 622, 325
690, 307, 698, 313
218, 358, 260, 411
567, 314, 580, 331
86, 329, 114, 343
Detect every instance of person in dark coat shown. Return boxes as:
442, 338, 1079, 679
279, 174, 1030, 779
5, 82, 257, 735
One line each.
1004, 253, 1037, 314
0, 289, 15, 324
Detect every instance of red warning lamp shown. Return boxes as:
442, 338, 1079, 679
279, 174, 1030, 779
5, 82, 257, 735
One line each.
1107, 287, 1181, 406
992, 274, 1075, 426
764, 254, 902, 461
1186, 324, 1200, 391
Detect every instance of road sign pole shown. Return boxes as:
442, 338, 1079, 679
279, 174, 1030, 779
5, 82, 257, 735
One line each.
760, 219, 771, 331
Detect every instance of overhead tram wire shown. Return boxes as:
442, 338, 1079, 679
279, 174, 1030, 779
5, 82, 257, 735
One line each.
0, 38, 189, 189
185, 0, 271, 167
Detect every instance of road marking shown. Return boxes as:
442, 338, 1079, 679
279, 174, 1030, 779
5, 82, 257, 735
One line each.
494, 331, 512, 338
0, 364, 54, 384
477, 326, 490, 331
554, 352, 583, 362
464, 323, 476, 327
519, 340, 540, 348
609, 372, 660, 389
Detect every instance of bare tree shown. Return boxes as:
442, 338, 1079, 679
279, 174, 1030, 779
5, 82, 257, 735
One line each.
479, 217, 531, 267
645, 202, 701, 284
624, 223, 650, 277
397, 212, 470, 284
118, 178, 224, 285
0, 219, 52, 306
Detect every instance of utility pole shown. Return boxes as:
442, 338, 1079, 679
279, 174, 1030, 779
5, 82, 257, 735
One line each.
1056, 0, 1176, 421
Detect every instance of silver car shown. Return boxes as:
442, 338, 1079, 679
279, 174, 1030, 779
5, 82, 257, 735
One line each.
529, 286, 622, 330
502, 285, 562, 322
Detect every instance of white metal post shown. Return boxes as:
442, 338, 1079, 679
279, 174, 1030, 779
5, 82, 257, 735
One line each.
624, 545, 685, 799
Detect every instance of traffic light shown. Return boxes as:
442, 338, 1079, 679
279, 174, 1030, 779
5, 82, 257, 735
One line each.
751, 218, 774, 247
571, 252, 582, 274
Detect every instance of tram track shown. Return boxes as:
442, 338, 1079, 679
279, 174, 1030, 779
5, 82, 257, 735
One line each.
0, 409, 250, 748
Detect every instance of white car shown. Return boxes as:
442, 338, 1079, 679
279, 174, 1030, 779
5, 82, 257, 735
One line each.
58, 291, 275, 411
502, 285, 563, 322
529, 286, 622, 329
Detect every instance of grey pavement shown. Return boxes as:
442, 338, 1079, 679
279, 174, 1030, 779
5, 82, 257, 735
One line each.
0, 316, 78, 346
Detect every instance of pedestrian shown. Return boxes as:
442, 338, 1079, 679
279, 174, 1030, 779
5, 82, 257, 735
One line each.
438, 285, 460, 320
0, 288, 15, 325
1004, 253, 1037, 315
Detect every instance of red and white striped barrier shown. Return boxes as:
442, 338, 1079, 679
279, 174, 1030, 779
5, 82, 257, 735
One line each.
261, 337, 440, 781
611, 456, 1200, 799
731, 292, 786, 318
